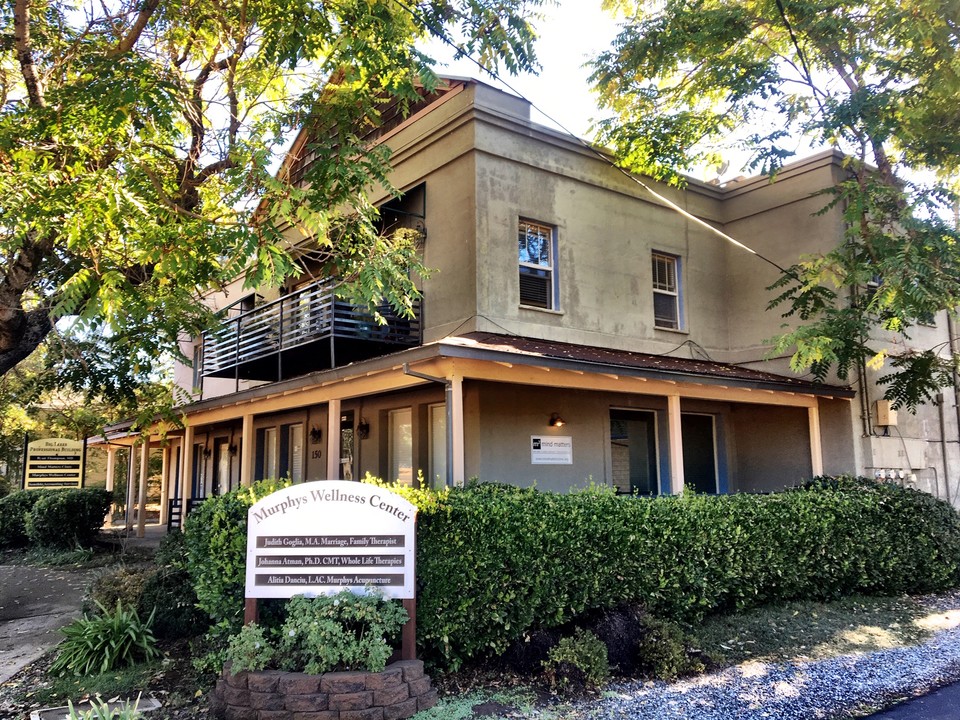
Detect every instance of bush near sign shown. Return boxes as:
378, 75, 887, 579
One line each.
244, 481, 417, 600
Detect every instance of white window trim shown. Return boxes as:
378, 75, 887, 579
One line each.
518, 219, 560, 310
652, 251, 684, 331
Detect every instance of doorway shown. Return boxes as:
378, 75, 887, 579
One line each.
340, 411, 354, 480
681, 413, 718, 494
609, 409, 659, 495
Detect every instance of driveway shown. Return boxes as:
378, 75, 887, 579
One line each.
0, 565, 96, 683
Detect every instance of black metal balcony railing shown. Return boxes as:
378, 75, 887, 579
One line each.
201, 279, 422, 382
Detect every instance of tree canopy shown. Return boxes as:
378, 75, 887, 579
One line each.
0, 0, 543, 402
591, 0, 960, 408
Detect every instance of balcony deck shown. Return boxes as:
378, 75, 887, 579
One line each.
201, 280, 422, 382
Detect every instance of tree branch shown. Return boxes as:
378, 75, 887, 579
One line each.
13, 0, 45, 107
112, 0, 162, 55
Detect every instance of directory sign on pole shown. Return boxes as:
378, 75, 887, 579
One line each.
23, 438, 85, 489
245, 481, 417, 600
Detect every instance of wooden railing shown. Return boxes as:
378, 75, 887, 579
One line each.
201, 279, 422, 378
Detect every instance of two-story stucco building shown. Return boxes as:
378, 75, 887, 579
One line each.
98, 78, 959, 528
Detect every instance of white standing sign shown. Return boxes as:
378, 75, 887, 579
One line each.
245, 481, 417, 600
530, 435, 573, 465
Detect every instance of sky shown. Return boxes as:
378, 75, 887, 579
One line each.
424, 2, 621, 139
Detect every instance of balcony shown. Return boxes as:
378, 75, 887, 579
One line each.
201, 279, 422, 382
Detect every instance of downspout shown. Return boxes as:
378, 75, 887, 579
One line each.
402, 363, 453, 488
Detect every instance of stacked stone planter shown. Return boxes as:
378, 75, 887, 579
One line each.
210, 660, 437, 720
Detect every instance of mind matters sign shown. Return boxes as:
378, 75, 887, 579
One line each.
244, 481, 417, 600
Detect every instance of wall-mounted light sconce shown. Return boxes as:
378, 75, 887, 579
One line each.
309, 425, 323, 445
356, 418, 370, 440
228, 443, 238, 456
549, 413, 566, 428
202, 446, 212, 458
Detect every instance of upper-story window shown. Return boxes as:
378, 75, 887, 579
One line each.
519, 219, 558, 309
652, 251, 683, 330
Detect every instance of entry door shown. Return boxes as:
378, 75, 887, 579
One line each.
610, 409, 659, 495
340, 411, 354, 480
681, 413, 718, 494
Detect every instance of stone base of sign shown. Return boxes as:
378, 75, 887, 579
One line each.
210, 660, 437, 720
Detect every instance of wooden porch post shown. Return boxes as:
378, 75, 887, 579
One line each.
451, 374, 465, 488
105, 446, 116, 492
137, 439, 150, 538
667, 394, 685, 494
326, 398, 341, 480
240, 414, 254, 488
808, 404, 824, 477
159, 445, 170, 526
182, 424, 195, 505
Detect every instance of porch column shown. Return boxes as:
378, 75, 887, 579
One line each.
240, 414, 254, 487
451, 375, 465, 488
808, 404, 824, 477
105, 446, 116, 492
182, 424, 195, 504
327, 398, 341, 480
125, 447, 136, 530
159, 445, 170, 526
667, 394, 685, 494
137, 439, 150, 538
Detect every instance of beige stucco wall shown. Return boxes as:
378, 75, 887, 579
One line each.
166, 81, 959, 506
470, 381, 819, 493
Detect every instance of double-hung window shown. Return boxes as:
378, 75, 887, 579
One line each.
652, 252, 683, 330
518, 220, 557, 309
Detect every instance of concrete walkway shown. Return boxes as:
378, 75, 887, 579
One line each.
0, 564, 95, 683
0, 523, 165, 684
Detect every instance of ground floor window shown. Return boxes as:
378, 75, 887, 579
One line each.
388, 408, 413, 486
286, 423, 304, 483
213, 437, 231, 495
428, 403, 446, 487
610, 409, 659, 495
192, 443, 206, 497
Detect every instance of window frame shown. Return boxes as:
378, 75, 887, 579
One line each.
387, 407, 414, 486
518, 218, 559, 310
652, 251, 684, 330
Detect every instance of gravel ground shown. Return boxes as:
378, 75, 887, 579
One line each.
586, 593, 960, 720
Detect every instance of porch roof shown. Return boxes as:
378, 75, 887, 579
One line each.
440, 333, 855, 398
168, 331, 853, 423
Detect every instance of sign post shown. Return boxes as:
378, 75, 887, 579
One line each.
244, 481, 418, 658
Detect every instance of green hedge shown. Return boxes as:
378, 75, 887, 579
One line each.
25, 488, 112, 548
182, 479, 289, 632
416, 479, 960, 668
180, 477, 960, 670
0, 490, 51, 547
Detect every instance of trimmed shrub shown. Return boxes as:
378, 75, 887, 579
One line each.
182, 479, 290, 631
138, 530, 209, 639
631, 615, 704, 680
0, 490, 51, 547
414, 479, 960, 669
84, 567, 154, 615
177, 476, 960, 672
543, 629, 610, 692
26, 488, 112, 548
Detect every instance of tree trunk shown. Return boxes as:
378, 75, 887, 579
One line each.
0, 308, 52, 376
